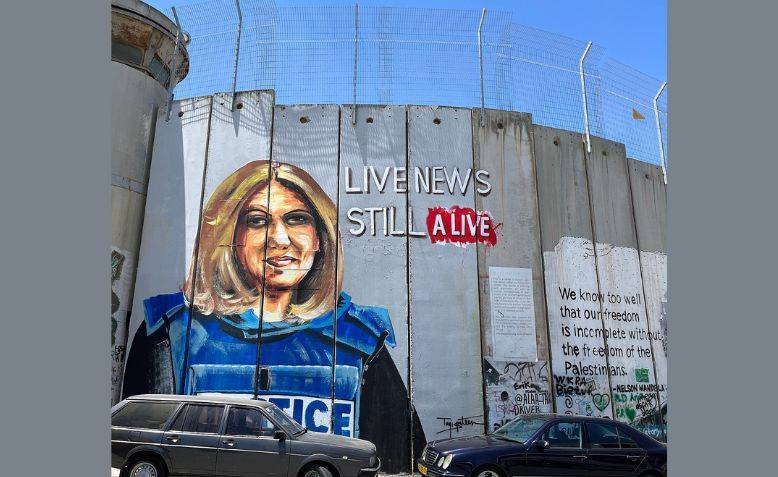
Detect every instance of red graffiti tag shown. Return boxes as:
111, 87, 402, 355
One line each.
425, 206, 499, 246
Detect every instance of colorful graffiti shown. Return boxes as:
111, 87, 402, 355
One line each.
124, 153, 428, 471
125, 160, 412, 436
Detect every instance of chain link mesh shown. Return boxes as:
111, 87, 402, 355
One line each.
167, 0, 667, 166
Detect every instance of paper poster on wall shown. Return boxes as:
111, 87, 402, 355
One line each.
489, 266, 537, 362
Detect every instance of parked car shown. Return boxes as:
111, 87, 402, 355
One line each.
417, 414, 666, 477
111, 394, 381, 477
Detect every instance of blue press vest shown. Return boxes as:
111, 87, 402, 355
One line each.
143, 291, 395, 437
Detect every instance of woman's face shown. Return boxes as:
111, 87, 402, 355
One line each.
235, 180, 320, 291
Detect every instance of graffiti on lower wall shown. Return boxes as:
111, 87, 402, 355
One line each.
544, 237, 613, 417
594, 243, 662, 431
544, 236, 667, 437
111, 247, 134, 403
484, 358, 552, 431
640, 250, 669, 421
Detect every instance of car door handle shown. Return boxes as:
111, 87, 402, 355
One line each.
222, 439, 236, 447
165, 435, 180, 444
626, 455, 642, 460
573, 455, 587, 459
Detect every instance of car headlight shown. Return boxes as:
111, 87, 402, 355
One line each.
369, 455, 377, 466
437, 456, 445, 467
441, 454, 454, 469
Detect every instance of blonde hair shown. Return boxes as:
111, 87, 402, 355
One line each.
183, 160, 342, 319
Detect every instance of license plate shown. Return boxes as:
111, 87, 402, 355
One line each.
418, 463, 428, 475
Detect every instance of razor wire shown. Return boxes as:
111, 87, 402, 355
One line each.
168, 0, 668, 168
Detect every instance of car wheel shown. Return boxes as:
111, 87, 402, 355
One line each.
303, 464, 334, 477
474, 467, 504, 477
127, 458, 165, 477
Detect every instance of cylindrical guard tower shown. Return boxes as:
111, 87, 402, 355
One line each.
111, 0, 188, 404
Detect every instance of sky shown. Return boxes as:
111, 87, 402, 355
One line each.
145, 0, 667, 81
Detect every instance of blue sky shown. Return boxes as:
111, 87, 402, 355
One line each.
146, 0, 667, 80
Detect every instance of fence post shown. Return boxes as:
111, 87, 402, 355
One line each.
578, 41, 593, 152
231, 0, 243, 111
353, 2, 359, 126
653, 81, 668, 184
477, 8, 487, 127
165, 6, 183, 122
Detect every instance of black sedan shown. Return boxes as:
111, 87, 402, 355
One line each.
417, 414, 666, 477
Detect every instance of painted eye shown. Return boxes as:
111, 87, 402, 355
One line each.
285, 212, 312, 226
245, 215, 269, 228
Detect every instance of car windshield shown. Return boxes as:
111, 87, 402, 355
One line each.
262, 402, 306, 435
491, 416, 550, 443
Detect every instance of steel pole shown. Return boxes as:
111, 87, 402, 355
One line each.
353, 2, 359, 126
231, 0, 243, 111
477, 8, 487, 127
578, 41, 593, 152
165, 6, 183, 121
654, 81, 668, 184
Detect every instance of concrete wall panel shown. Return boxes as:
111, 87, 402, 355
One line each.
629, 160, 668, 435
474, 110, 552, 429
181, 91, 275, 396
408, 106, 484, 441
586, 137, 660, 436
534, 127, 593, 246
534, 126, 612, 418
340, 105, 410, 383
124, 96, 213, 391
265, 103, 341, 431
339, 105, 412, 470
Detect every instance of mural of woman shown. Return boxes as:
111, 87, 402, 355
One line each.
123, 160, 425, 472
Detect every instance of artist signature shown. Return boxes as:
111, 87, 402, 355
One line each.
436, 415, 484, 437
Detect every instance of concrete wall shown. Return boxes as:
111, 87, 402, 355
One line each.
473, 110, 552, 432
407, 106, 484, 444
628, 160, 668, 433
586, 137, 661, 437
110, 61, 167, 403
122, 92, 668, 470
535, 126, 613, 419
111, 0, 189, 405
534, 126, 667, 439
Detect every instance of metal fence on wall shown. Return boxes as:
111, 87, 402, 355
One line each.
166, 0, 668, 173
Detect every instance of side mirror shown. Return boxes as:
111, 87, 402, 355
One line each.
274, 430, 286, 441
534, 439, 550, 450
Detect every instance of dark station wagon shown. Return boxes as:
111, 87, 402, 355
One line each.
111, 394, 381, 477
418, 414, 666, 477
